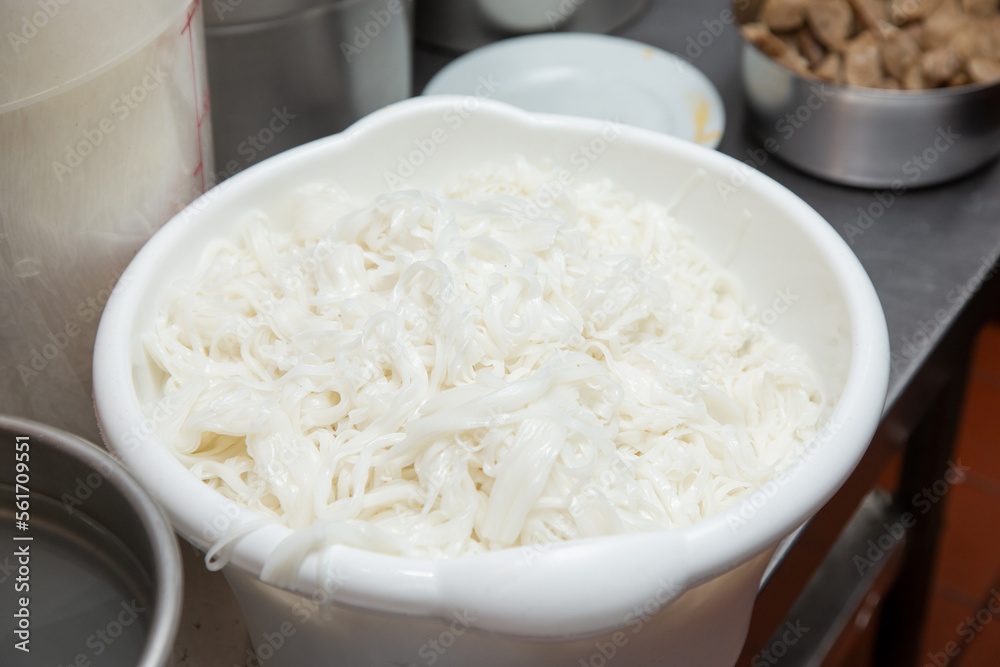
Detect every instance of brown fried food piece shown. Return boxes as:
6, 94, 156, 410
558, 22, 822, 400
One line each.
891, 0, 944, 24
903, 63, 927, 88
845, 31, 885, 87
847, 0, 889, 33
921, 0, 968, 50
961, 0, 999, 17
796, 25, 828, 66
743, 21, 812, 74
921, 45, 962, 85
904, 21, 924, 44
746, 0, 1000, 90
806, 0, 855, 51
777, 35, 815, 73
882, 28, 922, 79
990, 15, 1000, 51
952, 23, 998, 64
741, 22, 788, 59
761, 0, 811, 32
947, 71, 972, 86
968, 56, 1000, 82
815, 52, 845, 81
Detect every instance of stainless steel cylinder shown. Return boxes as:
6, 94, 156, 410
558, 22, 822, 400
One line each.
739, 30, 1000, 189
204, 0, 413, 179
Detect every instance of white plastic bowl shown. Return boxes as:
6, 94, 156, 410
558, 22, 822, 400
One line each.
93, 96, 889, 666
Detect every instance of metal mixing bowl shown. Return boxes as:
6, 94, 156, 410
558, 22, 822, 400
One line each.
736, 4, 1000, 188
0, 415, 181, 666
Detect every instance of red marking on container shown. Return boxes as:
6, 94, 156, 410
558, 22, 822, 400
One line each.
182, 0, 200, 35
182, 0, 207, 192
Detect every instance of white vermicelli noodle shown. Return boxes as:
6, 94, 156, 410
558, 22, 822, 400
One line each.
144, 157, 829, 561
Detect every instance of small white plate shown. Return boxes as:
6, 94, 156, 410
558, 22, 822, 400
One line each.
423, 33, 725, 148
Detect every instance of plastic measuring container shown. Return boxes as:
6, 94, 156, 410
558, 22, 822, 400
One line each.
0, 0, 213, 441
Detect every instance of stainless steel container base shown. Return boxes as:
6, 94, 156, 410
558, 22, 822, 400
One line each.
0, 416, 181, 667
0, 486, 151, 665
739, 24, 1000, 189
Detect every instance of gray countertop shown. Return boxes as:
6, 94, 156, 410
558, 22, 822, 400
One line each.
175, 1, 1000, 664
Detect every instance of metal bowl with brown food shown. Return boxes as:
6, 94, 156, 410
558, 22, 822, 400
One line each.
736, 0, 1000, 187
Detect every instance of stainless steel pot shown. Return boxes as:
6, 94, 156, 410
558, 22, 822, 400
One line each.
416, 0, 648, 52
204, 0, 413, 179
737, 3, 1000, 189
0, 415, 181, 666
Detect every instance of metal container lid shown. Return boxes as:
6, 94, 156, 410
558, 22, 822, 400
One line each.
203, 0, 362, 26
0, 416, 181, 667
415, 0, 648, 53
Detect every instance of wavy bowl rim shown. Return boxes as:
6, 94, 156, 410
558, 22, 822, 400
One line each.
93, 95, 889, 637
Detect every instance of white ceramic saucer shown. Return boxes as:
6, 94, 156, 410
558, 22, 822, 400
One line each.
423, 33, 725, 148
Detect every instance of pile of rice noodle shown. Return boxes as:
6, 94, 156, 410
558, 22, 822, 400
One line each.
144, 157, 828, 563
